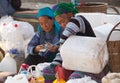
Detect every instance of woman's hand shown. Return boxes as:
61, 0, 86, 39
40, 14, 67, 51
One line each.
34, 44, 45, 53
48, 45, 58, 52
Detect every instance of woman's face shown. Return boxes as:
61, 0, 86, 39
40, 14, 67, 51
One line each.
55, 13, 69, 28
39, 16, 54, 32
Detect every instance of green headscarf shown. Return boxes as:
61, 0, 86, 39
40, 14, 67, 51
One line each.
52, 2, 78, 17
37, 7, 60, 36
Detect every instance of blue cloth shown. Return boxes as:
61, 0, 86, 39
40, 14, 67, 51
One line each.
0, 0, 15, 16
37, 7, 60, 36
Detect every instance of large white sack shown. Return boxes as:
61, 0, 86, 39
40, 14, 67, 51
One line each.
17, 21, 35, 40
4, 20, 35, 57
4, 21, 24, 52
75, 13, 107, 28
18, 21, 35, 57
60, 36, 109, 74
8, 21, 35, 57
93, 23, 120, 41
107, 15, 120, 25
75, 13, 120, 29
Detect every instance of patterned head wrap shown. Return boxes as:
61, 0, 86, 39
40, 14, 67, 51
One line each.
37, 7, 60, 36
52, 2, 78, 17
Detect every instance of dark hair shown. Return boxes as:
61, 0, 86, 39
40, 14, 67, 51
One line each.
8, 0, 21, 10
41, 16, 53, 20
48, 16, 53, 20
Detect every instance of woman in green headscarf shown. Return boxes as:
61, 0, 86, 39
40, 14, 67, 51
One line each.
52, 2, 95, 39
43, 2, 109, 83
24, 7, 61, 65
53, 2, 78, 18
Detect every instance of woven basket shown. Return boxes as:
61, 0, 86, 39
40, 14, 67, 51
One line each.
0, 48, 5, 61
76, 2, 107, 13
107, 22, 120, 72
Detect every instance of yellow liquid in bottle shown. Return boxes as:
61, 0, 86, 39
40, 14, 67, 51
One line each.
36, 76, 45, 83
53, 79, 66, 83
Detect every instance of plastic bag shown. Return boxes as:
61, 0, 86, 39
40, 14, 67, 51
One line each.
67, 76, 97, 83
4, 20, 35, 53
18, 21, 35, 40
0, 16, 35, 58
5, 23, 24, 52
0, 16, 14, 41
37, 62, 50, 73
18, 21, 35, 57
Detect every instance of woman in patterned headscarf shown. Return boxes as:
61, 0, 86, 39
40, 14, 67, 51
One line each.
24, 7, 61, 65
43, 2, 109, 83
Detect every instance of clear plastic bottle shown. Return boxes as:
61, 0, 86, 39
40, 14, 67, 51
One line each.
18, 63, 29, 74
27, 65, 45, 83
35, 67, 45, 83
36, 75, 45, 83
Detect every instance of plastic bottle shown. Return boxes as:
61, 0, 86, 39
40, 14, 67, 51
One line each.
53, 65, 66, 83
35, 67, 45, 83
0, 52, 17, 73
36, 75, 45, 83
27, 65, 45, 83
18, 63, 29, 74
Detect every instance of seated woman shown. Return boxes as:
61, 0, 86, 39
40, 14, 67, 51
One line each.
43, 3, 109, 83
24, 7, 61, 66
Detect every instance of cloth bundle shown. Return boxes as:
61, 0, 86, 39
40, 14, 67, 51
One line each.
102, 73, 120, 83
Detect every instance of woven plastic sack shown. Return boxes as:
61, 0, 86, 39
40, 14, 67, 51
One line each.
60, 35, 109, 74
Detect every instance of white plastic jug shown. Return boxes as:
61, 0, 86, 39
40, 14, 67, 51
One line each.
0, 52, 17, 73
5, 74, 29, 83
